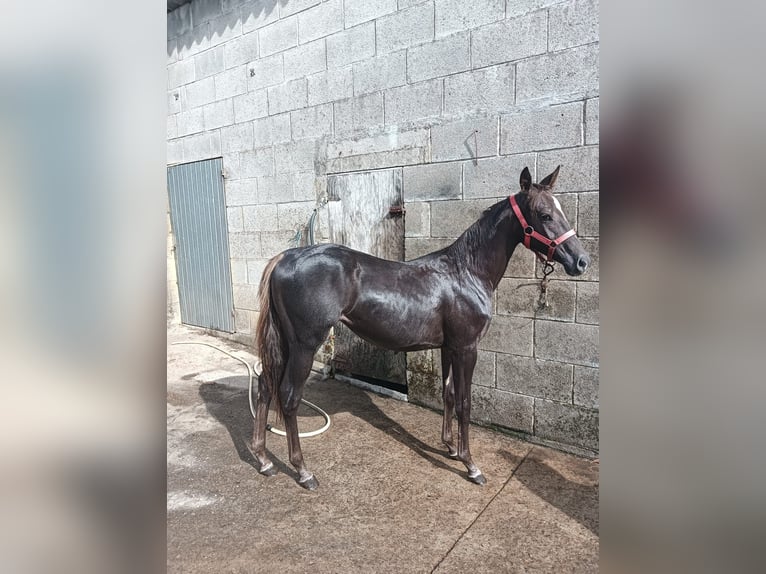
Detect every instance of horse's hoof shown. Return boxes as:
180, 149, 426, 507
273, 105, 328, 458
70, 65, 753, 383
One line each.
259, 462, 277, 477
468, 472, 487, 486
298, 474, 319, 491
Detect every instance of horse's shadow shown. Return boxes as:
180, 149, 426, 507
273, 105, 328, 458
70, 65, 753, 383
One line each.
198, 376, 598, 534
198, 375, 467, 481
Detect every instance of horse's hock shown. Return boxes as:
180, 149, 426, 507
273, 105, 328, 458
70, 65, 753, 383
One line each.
167, 0, 599, 455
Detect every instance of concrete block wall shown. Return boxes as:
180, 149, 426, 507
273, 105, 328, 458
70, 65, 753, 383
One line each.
167, 0, 599, 454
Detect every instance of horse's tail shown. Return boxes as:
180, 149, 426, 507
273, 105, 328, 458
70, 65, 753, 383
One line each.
255, 253, 286, 421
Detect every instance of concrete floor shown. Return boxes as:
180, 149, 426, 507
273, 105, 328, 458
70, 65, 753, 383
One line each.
168, 326, 599, 573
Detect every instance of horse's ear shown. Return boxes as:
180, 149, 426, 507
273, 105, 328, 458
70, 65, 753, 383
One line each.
539, 165, 561, 188
519, 167, 532, 192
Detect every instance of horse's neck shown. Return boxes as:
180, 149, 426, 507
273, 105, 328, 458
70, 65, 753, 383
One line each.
462, 212, 522, 290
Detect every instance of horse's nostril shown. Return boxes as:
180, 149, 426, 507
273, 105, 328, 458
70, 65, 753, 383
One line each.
577, 255, 589, 272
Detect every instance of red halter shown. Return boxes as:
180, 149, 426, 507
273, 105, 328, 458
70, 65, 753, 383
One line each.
509, 194, 576, 263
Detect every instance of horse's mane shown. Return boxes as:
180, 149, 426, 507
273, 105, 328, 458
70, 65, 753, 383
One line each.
446, 198, 510, 264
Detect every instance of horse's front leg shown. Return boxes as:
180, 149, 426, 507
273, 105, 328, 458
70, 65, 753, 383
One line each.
452, 344, 486, 485
440, 348, 457, 458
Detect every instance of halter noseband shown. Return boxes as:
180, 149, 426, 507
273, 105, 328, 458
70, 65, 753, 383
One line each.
509, 194, 576, 263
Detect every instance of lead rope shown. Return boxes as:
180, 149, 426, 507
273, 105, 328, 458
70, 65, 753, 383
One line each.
537, 260, 556, 310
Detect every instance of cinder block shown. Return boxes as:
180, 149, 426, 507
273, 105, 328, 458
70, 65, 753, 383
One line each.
353, 50, 407, 95
577, 191, 598, 237
260, 230, 296, 257
203, 99, 234, 130
549, 0, 599, 51
224, 31, 260, 68
182, 130, 221, 161
471, 11, 547, 69
168, 59, 195, 89
497, 278, 575, 321
506, 0, 565, 18
406, 350, 441, 410
292, 172, 320, 201
220, 123, 254, 154
168, 39, 178, 65
240, 147, 275, 178
405, 237, 452, 260
277, 201, 315, 231
573, 365, 598, 408
308, 67, 353, 106
298, 0, 343, 43
430, 198, 496, 238
234, 308, 252, 334
177, 108, 205, 137
535, 319, 598, 366
168, 89, 182, 115
534, 399, 598, 451
404, 201, 430, 238
192, 0, 222, 27
242, 2, 279, 34
209, 11, 243, 47
327, 127, 428, 158
257, 175, 293, 203
259, 16, 298, 56
167, 115, 178, 139
327, 149, 426, 173
516, 43, 599, 103
225, 178, 258, 206
279, 0, 321, 18
444, 64, 515, 115
403, 162, 461, 202
283, 38, 326, 81
247, 53, 284, 90
267, 78, 308, 114
232, 282, 260, 310
575, 281, 598, 325
195, 46, 225, 79
253, 113, 292, 148
333, 93, 384, 137
398, 0, 430, 8
585, 97, 599, 144
233, 89, 268, 123
384, 79, 442, 125
184, 77, 216, 109
496, 354, 573, 402
177, 27, 213, 61
243, 204, 278, 232
431, 116, 498, 162
228, 233, 262, 259
434, 0, 504, 38
222, 152, 241, 179
463, 154, 535, 199
291, 104, 333, 140
376, 2, 434, 54
167, 139, 184, 164
227, 207, 244, 233
473, 350, 497, 388
407, 32, 470, 83
167, 3, 192, 39
344, 0, 397, 27
326, 22, 376, 68
214, 66, 247, 100
479, 315, 534, 355
230, 257, 247, 283
246, 258, 269, 285
274, 140, 316, 174
538, 145, 599, 192
501, 102, 582, 154
504, 247, 536, 278
471, 386, 534, 433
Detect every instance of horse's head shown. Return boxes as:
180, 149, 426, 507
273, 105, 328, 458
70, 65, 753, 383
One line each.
513, 166, 590, 276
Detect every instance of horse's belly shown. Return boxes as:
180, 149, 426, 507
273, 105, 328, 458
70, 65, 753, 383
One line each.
340, 307, 442, 352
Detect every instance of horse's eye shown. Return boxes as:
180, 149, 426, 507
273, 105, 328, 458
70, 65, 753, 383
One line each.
540, 213, 553, 222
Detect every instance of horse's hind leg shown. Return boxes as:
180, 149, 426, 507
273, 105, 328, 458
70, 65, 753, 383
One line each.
279, 345, 319, 490
440, 349, 457, 458
251, 375, 277, 476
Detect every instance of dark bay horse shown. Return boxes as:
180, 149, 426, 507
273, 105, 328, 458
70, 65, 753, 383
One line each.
253, 166, 590, 489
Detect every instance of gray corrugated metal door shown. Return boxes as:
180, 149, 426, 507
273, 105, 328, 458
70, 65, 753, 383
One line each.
168, 158, 235, 332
